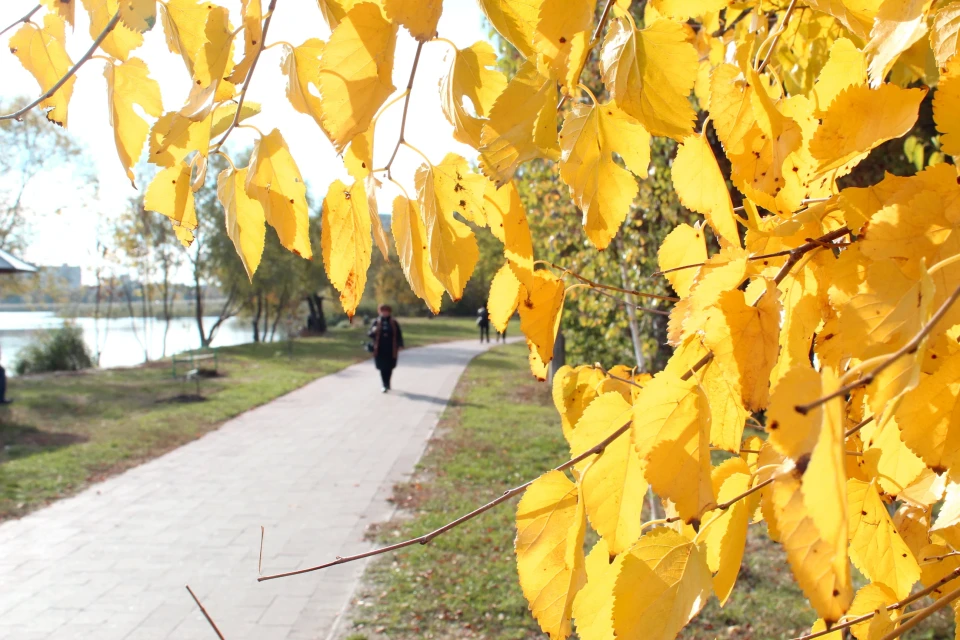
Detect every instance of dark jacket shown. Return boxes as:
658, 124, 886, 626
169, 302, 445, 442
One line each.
369, 316, 403, 370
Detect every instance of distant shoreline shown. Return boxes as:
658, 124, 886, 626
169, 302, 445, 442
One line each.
0, 299, 229, 319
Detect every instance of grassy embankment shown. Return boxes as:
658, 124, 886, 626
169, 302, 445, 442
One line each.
0, 317, 488, 521
343, 343, 954, 640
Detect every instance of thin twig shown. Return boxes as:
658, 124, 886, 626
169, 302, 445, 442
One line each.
795, 567, 960, 640
383, 41, 425, 179
258, 526, 264, 575
592, 363, 644, 389
712, 7, 751, 37
653, 228, 852, 278
716, 477, 772, 510
796, 282, 960, 415
879, 583, 960, 640
0, 3, 41, 38
589, 287, 669, 316
548, 262, 679, 301
185, 585, 226, 640
210, 0, 278, 153
757, 0, 799, 73
844, 416, 873, 439
258, 421, 633, 582
0, 11, 121, 122
557, 0, 619, 110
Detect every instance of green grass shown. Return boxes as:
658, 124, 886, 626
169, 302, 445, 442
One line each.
0, 316, 488, 521
344, 343, 955, 640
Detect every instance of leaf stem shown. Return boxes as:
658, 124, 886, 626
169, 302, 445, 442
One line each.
756, 0, 798, 73
210, 0, 279, 153
257, 420, 633, 582
844, 415, 873, 439
557, 0, 618, 110
0, 11, 121, 122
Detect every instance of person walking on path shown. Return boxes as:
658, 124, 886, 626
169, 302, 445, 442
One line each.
369, 304, 403, 392
497, 325, 507, 343
477, 306, 491, 343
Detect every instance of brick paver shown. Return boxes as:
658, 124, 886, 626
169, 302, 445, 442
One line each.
0, 339, 496, 639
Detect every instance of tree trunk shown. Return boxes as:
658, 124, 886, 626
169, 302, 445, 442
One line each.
252, 293, 262, 343
194, 269, 207, 348
619, 262, 646, 372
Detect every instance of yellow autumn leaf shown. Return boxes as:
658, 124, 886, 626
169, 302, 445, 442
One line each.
318, 2, 397, 152
657, 223, 707, 298
861, 413, 926, 498
702, 278, 781, 412
321, 179, 372, 318
475, 0, 538, 57
281, 38, 326, 130
440, 41, 507, 149
934, 57, 960, 156
863, 0, 933, 87
847, 478, 921, 600
599, 17, 698, 140
932, 2, 960, 68
568, 392, 645, 554
805, 0, 880, 41
896, 349, 960, 473
145, 162, 197, 232
812, 37, 867, 113
847, 583, 899, 640
230, 0, 262, 84
702, 458, 754, 604
772, 470, 853, 623
246, 129, 313, 259
553, 365, 606, 442
558, 101, 651, 250
431, 153, 488, 226
119, 0, 157, 32
158, 0, 208, 76
651, 0, 728, 20
217, 168, 266, 281
479, 60, 559, 186
518, 270, 565, 365
515, 470, 586, 640
382, 0, 441, 40
572, 538, 621, 640
315, 0, 371, 28
483, 181, 534, 272
41, 0, 74, 26
9, 14, 76, 127
488, 262, 523, 332
767, 366, 827, 461
82, 0, 144, 61
105, 58, 162, 188
391, 196, 444, 314
611, 528, 713, 640
533, 0, 592, 93
149, 102, 259, 169
415, 161, 480, 301
672, 132, 740, 247
179, 4, 235, 119
810, 84, 926, 175
633, 370, 714, 524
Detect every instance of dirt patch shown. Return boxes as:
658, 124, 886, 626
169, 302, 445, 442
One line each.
157, 394, 208, 404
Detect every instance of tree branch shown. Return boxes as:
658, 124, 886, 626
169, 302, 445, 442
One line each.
0, 11, 121, 122
0, 3, 41, 38
210, 0, 279, 153
589, 287, 670, 316
549, 262, 679, 301
756, 0, 799, 73
384, 40, 425, 179
879, 583, 960, 640
258, 420, 633, 582
844, 415, 873, 439
185, 585, 225, 640
795, 281, 960, 416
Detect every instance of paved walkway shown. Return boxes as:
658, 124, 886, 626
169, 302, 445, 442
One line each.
0, 338, 497, 640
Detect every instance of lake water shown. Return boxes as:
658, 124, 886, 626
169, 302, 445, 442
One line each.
0, 312, 254, 373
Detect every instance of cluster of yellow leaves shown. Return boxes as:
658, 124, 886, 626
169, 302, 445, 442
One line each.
14, 0, 960, 637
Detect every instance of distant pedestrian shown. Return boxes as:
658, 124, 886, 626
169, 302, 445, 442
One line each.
0, 345, 9, 404
477, 306, 490, 343
368, 304, 403, 393
497, 325, 507, 343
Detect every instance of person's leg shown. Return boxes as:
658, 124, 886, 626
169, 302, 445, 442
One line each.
384, 366, 393, 390
0, 365, 7, 402
379, 367, 390, 391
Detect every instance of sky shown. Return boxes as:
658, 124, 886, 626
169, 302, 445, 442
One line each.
0, 0, 490, 282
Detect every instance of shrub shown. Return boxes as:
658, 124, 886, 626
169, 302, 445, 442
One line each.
15, 323, 94, 375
